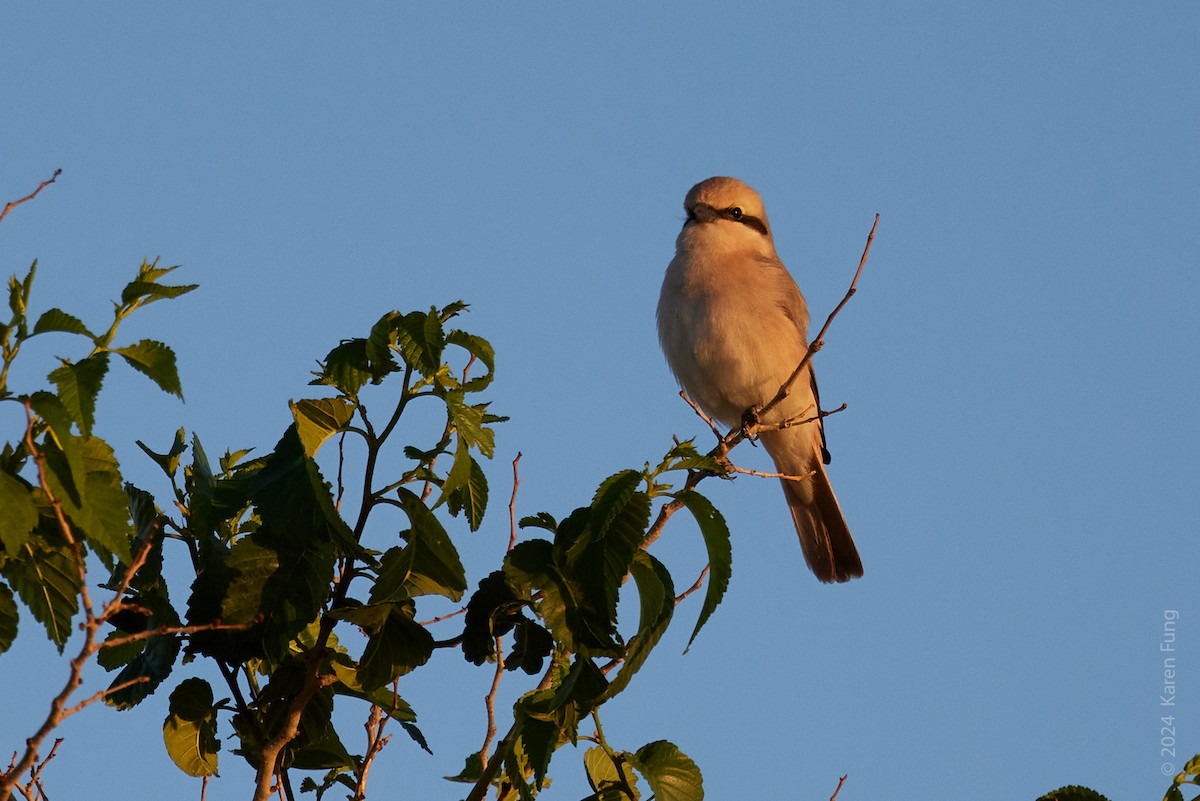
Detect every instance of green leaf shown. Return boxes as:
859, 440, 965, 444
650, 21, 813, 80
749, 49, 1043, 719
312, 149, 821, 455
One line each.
105, 632, 181, 710
313, 339, 371, 398
28, 391, 75, 448
446, 329, 495, 392
113, 339, 183, 399
32, 308, 94, 338
445, 392, 496, 458
440, 438, 488, 531
393, 308, 445, 377
136, 427, 188, 477
676, 490, 732, 651
42, 434, 133, 563
1034, 787, 1113, 801
1, 540, 80, 650
163, 678, 219, 777
365, 311, 401, 376
48, 353, 110, 436
120, 260, 198, 306
584, 747, 641, 799
379, 487, 467, 601
358, 604, 435, 690
519, 512, 558, 533
626, 740, 703, 801
291, 397, 356, 458
445, 752, 484, 783
0, 469, 37, 553
0, 582, 18, 654
602, 551, 674, 700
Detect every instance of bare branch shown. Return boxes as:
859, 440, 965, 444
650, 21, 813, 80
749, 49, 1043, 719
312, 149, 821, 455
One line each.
680, 391, 722, 440
830, 774, 849, 801
675, 565, 710, 605
479, 635, 506, 769
507, 452, 522, 552
0, 169, 61, 226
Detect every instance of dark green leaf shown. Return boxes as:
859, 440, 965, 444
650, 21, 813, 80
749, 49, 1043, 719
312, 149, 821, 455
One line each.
676, 491, 731, 651
0, 582, 17, 654
28, 391, 75, 448
32, 308, 94, 338
519, 512, 558, 533
313, 339, 371, 398
358, 604, 435, 690
603, 551, 674, 700
365, 311, 400, 376
291, 397, 355, 458
113, 340, 183, 399
369, 487, 466, 602
136, 427, 187, 477
445, 752, 483, 783
626, 740, 703, 801
0, 469, 37, 553
105, 632, 181, 709
1034, 787, 1113, 801
1, 540, 80, 650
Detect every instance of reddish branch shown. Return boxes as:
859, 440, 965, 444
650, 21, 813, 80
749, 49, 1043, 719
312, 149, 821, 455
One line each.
0, 169, 61, 226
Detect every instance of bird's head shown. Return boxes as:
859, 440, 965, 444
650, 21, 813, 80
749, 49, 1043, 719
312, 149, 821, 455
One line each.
679, 176, 774, 252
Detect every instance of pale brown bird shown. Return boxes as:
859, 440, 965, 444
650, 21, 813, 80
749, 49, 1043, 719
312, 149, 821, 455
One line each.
657, 176, 863, 582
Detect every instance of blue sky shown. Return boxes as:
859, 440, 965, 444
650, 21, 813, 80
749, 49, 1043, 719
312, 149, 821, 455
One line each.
2, 4, 1198, 799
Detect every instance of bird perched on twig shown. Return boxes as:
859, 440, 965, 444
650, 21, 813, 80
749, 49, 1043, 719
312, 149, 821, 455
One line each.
657, 176, 863, 583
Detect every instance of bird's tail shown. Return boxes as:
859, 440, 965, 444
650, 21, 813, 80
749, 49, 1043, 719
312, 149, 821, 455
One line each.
763, 430, 863, 583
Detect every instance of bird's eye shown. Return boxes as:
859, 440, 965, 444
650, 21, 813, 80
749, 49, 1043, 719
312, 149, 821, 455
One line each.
728, 207, 743, 220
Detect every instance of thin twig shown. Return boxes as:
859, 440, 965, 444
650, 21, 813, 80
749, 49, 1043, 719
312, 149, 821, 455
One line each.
417, 606, 467, 627
748, 214, 878, 434
507, 452, 522, 552
680, 391, 721, 440
675, 565, 710, 605
0, 169, 61, 226
729, 465, 817, 481
830, 774, 848, 801
479, 635, 506, 769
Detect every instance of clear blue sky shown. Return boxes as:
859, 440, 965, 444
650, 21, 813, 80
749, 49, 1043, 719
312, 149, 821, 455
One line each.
3, 4, 1198, 799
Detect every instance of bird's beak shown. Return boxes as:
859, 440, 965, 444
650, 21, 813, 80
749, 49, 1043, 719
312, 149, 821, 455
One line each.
688, 203, 717, 224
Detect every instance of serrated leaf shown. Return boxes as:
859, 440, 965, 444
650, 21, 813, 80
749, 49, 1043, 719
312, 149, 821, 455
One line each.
113, 340, 183, 399
32, 308, 94, 338
440, 438, 488, 531
676, 490, 731, 651
291, 397, 356, 458
28, 391, 75, 448
446, 329, 495, 392
0, 582, 18, 654
42, 434, 133, 563
105, 632, 181, 709
626, 740, 703, 801
314, 339, 371, 398
163, 679, 219, 777
393, 308, 445, 377
603, 551, 673, 700
519, 512, 558, 533
121, 274, 198, 306
365, 311, 400, 376
0, 469, 37, 553
446, 393, 495, 457
1034, 787, 1113, 801
48, 353, 109, 436
371, 487, 467, 602
445, 752, 484, 783
1, 540, 80, 650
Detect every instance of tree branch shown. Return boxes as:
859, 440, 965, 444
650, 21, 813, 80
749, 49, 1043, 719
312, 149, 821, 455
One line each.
0, 169, 61, 226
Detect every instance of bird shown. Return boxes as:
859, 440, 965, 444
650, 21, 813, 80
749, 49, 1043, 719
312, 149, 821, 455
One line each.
657, 176, 863, 583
